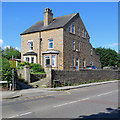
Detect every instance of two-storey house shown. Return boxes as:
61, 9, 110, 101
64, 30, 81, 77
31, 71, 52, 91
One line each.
21, 8, 101, 70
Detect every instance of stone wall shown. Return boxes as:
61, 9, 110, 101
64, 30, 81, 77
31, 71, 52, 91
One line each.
17, 65, 30, 83
52, 69, 120, 85
63, 14, 101, 70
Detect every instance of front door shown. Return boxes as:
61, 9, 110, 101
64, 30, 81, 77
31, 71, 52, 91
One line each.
76, 58, 79, 70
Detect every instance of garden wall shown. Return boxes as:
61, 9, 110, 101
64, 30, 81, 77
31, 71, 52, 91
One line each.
52, 69, 120, 85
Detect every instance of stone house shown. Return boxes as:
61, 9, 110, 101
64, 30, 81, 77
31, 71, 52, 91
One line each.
21, 8, 101, 70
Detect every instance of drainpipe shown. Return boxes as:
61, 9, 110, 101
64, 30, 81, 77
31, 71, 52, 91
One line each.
39, 32, 42, 65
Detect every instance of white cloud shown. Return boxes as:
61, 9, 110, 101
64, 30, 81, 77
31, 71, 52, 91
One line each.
4, 45, 20, 51
0, 39, 3, 47
4, 45, 11, 49
15, 47, 20, 51
108, 43, 118, 47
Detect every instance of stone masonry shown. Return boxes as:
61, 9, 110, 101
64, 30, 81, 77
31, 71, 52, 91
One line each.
21, 8, 101, 70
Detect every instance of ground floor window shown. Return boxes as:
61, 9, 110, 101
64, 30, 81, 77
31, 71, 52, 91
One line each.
44, 54, 57, 67
24, 56, 36, 63
31, 57, 34, 63
76, 58, 79, 70
45, 56, 50, 66
26, 57, 29, 62
52, 55, 56, 67
83, 58, 85, 67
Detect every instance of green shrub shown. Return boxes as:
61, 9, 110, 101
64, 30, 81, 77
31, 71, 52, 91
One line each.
30, 63, 44, 73
2, 57, 12, 82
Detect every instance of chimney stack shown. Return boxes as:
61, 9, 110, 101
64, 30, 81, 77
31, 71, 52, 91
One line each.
44, 8, 53, 26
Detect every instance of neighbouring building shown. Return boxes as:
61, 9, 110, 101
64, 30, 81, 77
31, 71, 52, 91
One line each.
21, 8, 101, 70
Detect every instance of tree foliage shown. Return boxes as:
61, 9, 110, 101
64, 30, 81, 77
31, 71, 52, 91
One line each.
2, 46, 21, 60
2, 46, 21, 82
2, 57, 12, 82
95, 47, 120, 68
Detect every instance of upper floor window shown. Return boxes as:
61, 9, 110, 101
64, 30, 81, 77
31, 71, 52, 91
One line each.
73, 39, 75, 50
69, 24, 71, 32
78, 27, 80, 36
84, 29, 86, 38
90, 48, 93, 55
28, 41, 33, 50
72, 25, 75, 34
73, 56, 75, 67
78, 40, 79, 51
82, 29, 84, 37
48, 39, 53, 49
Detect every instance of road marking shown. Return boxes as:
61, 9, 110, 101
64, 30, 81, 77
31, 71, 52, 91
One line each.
65, 91, 71, 95
53, 97, 90, 108
53, 90, 117, 108
8, 112, 32, 118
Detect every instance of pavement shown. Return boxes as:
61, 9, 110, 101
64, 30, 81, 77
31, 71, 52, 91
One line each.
1, 80, 119, 99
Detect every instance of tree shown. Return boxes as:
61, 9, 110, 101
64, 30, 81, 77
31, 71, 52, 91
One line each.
95, 47, 119, 68
2, 46, 21, 60
2, 56, 12, 82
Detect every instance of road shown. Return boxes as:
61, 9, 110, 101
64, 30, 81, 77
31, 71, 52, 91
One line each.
2, 82, 119, 119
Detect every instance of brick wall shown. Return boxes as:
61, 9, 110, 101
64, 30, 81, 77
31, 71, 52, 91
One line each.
52, 69, 120, 85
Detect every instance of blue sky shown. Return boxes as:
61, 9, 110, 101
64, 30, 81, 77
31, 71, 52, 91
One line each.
1, 2, 118, 52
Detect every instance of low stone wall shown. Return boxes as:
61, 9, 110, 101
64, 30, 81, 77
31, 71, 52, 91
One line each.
52, 69, 120, 85
30, 74, 46, 83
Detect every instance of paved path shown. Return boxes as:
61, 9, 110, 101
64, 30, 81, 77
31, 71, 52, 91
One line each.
2, 81, 119, 119
1, 80, 119, 99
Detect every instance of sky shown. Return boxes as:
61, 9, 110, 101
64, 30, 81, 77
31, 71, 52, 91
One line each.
1, 2, 118, 52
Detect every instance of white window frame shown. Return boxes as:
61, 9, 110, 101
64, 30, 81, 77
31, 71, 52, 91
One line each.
78, 40, 79, 51
31, 57, 34, 63
78, 27, 80, 36
69, 24, 71, 32
73, 39, 75, 50
48, 39, 53, 49
82, 29, 84, 37
25, 57, 29, 62
73, 56, 75, 67
72, 25, 75, 34
24, 56, 36, 63
90, 48, 93, 55
52, 55, 56, 67
28, 40, 33, 51
84, 29, 86, 38
45, 56, 50, 67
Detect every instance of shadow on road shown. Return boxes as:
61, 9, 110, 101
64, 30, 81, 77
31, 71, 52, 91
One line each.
72, 107, 120, 120
16, 80, 33, 90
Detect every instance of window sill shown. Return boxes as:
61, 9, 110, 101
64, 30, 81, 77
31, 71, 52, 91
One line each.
69, 32, 75, 35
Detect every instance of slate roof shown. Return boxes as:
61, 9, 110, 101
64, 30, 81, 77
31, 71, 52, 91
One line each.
21, 13, 78, 35
23, 52, 37, 56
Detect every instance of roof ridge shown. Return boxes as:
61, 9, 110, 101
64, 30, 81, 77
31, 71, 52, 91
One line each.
54, 13, 77, 19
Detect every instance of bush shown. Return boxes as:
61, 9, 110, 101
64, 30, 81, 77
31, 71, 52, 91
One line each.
2, 57, 12, 82
30, 63, 44, 73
